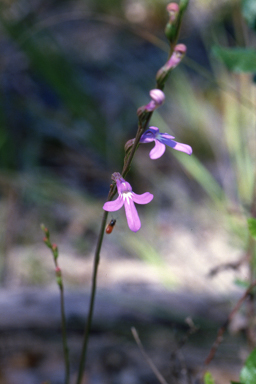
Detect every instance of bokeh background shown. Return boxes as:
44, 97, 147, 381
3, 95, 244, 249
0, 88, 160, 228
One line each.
0, 0, 255, 383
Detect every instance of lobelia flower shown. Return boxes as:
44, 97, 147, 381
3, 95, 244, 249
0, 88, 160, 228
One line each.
140, 126, 192, 159
103, 176, 153, 232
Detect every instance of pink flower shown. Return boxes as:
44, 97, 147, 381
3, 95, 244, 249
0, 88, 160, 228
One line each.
145, 89, 165, 111
103, 177, 153, 232
140, 126, 192, 159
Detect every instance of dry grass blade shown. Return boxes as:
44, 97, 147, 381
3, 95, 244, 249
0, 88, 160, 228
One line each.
131, 327, 168, 384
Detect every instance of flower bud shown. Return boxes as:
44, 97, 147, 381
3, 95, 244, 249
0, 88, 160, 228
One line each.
41, 223, 49, 238
52, 243, 58, 260
166, 3, 179, 22
124, 138, 135, 153
140, 89, 165, 113
166, 43, 187, 69
55, 267, 62, 287
111, 172, 122, 183
165, 3, 179, 43
149, 89, 165, 107
43, 237, 51, 248
156, 44, 186, 88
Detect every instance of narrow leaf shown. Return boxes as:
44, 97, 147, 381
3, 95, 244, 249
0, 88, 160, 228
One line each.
212, 46, 256, 73
204, 371, 215, 384
248, 218, 256, 239
240, 348, 256, 384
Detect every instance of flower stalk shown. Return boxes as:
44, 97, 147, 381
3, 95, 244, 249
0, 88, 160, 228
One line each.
41, 224, 70, 384
76, 2, 191, 382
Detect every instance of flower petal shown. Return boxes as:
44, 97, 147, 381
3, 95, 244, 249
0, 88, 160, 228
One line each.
158, 134, 192, 155
158, 132, 175, 140
132, 192, 154, 205
149, 140, 166, 159
124, 198, 141, 232
103, 196, 124, 212
140, 126, 159, 143
172, 142, 192, 155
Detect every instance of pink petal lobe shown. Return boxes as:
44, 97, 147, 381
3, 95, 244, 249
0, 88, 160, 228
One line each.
173, 142, 192, 155
132, 192, 154, 205
124, 199, 141, 232
103, 196, 124, 212
158, 135, 192, 155
149, 140, 166, 159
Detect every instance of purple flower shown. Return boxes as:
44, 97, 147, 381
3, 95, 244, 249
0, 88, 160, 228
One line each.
140, 126, 192, 159
103, 177, 153, 232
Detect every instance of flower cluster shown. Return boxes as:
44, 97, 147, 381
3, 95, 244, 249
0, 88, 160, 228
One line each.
103, 17, 192, 232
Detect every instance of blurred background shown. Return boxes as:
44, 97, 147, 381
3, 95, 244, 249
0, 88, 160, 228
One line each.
0, 0, 255, 383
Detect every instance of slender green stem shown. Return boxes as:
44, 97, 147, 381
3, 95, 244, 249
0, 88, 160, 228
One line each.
75, 6, 188, 380
76, 210, 109, 384
59, 282, 70, 384
75, 112, 154, 384
42, 226, 70, 384
122, 112, 153, 178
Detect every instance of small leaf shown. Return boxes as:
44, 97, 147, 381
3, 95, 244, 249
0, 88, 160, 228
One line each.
204, 372, 215, 384
212, 46, 256, 72
234, 278, 250, 289
248, 218, 256, 239
240, 348, 256, 384
242, 0, 256, 30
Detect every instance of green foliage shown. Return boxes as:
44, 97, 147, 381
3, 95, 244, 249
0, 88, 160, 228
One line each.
204, 371, 215, 384
248, 218, 256, 240
240, 348, 256, 384
242, 0, 256, 30
234, 278, 250, 289
212, 46, 256, 73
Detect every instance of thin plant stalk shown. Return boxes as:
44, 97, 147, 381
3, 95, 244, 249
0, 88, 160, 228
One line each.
75, 114, 153, 384
75, 4, 189, 382
41, 226, 70, 384
59, 277, 70, 384
75, 210, 109, 384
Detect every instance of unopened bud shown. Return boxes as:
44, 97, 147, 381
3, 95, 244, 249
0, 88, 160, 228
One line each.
150, 89, 165, 106
125, 138, 135, 153
111, 172, 122, 183
166, 3, 179, 22
166, 43, 186, 69
52, 243, 58, 260
165, 3, 179, 43
156, 44, 186, 88
41, 223, 49, 238
43, 237, 51, 248
139, 89, 165, 114
55, 267, 62, 287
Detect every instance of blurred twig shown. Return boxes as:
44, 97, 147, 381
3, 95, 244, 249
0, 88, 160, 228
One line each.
205, 279, 256, 365
131, 327, 169, 384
